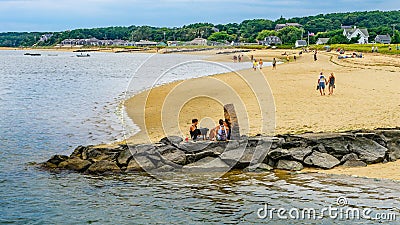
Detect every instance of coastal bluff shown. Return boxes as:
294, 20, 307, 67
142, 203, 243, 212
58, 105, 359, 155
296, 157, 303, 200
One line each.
40, 128, 400, 174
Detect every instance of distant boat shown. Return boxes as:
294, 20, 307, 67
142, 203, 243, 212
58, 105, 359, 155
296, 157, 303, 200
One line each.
77, 53, 90, 57
24, 53, 41, 56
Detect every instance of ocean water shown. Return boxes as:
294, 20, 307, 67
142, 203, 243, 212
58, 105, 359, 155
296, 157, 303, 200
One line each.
0, 50, 399, 224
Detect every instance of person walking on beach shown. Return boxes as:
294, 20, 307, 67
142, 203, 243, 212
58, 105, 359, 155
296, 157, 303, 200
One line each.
189, 119, 201, 141
253, 60, 258, 71
272, 58, 277, 70
314, 51, 318, 61
328, 73, 336, 95
317, 72, 327, 95
286, 55, 290, 62
259, 59, 263, 69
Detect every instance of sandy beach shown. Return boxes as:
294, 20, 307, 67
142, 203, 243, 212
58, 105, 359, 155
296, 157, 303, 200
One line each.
123, 48, 400, 180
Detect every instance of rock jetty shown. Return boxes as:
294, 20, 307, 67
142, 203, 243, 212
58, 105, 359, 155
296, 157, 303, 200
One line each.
40, 128, 400, 174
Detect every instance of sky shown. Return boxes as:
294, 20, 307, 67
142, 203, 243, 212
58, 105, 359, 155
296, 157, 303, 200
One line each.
0, 0, 399, 32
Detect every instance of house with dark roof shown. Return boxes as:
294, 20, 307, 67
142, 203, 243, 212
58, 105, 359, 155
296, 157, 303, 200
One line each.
375, 34, 391, 44
260, 36, 282, 46
275, 23, 302, 31
343, 26, 369, 44
295, 40, 307, 48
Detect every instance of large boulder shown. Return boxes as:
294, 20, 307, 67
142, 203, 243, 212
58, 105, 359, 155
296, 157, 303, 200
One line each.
342, 160, 367, 167
183, 157, 230, 172
125, 159, 143, 172
288, 147, 313, 161
46, 155, 69, 167
160, 136, 183, 146
299, 133, 353, 158
220, 143, 256, 168
349, 137, 387, 163
340, 153, 359, 163
244, 163, 274, 172
117, 148, 133, 166
276, 160, 303, 171
267, 148, 290, 160
304, 152, 340, 169
58, 157, 92, 172
82, 147, 121, 162
159, 146, 186, 165
87, 160, 121, 174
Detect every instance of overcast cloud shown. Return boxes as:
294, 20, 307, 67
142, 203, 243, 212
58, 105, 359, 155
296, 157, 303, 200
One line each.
0, 0, 398, 32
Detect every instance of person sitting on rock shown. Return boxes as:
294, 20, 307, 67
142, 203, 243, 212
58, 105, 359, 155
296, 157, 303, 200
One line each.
189, 119, 201, 141
214, 119, 229, 141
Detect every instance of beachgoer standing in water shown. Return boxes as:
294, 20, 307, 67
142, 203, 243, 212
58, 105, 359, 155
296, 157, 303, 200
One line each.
317, 72, 327, 96
328, 73, 336, 95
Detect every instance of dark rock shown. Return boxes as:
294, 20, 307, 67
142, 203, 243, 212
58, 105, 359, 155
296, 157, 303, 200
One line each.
58, 157, 92, 172
224, 104, 240, 140
160, 136, 183, 146
304, 152, 340, 169
70, 145, 88, 158
177, 141, 218, 153
160, 148, 186, 165
82, 147, 120, 162
281, 141, 303, 149
349, 137, 387, 163
342, 160, 367, 167
220, 144, 257, 168
183, 157, 230, 172
87, 160, 121, 174
46, 155, 69, 166
355, 133, 387, 147
267, 148, 290, 160
126, 159, 143, 172
244, 163, 274, 172
133, 155, 157, 171
130, 144, 157, 156
117, 148, 133, 166
276, 160, 303, 171
288, 147, 313, 161
340, 153, 359, 163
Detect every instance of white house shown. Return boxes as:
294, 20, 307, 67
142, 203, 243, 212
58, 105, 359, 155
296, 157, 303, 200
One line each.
134, 40, 158, 47
262, 36, 282, 45
343, 26, 369, 44
316, 38, 330, 45
188, 38, 208, 46
295, 40, 307, 48
375, 34, 391, 44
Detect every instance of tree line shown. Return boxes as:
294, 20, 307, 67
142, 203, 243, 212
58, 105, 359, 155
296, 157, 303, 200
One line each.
1, 10, 399, 47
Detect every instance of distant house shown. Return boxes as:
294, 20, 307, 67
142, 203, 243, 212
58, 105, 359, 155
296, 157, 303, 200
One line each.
135, 40, 158, 47
211, 27, 220, 32
316, 38, 330, 45
39, 34, 53, 42
188, 38, 208, 46
341, 24, 353, 29
295, 40, 307, 48
275, 23, 302, 31
343, 26, 369, 44
375, 34, 391, 44
262, 36, 282, 45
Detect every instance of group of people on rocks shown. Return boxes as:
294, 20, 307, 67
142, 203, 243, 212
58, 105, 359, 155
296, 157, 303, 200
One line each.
189, 118, 231, 141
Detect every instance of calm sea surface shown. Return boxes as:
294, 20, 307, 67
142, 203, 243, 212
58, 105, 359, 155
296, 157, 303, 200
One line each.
0, 50, 399, 224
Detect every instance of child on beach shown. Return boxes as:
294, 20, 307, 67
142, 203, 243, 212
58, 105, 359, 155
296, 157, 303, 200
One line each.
253, 60, 258, 71
259, 59, 263, 69
286, 55, 290, 62
328, 73, 336, 95
317, 72, 327, 96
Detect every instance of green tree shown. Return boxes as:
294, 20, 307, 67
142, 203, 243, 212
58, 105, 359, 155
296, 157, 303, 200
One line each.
277, 26, 303, 44
207, 31, 234, 42
392, 30, 400, 44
